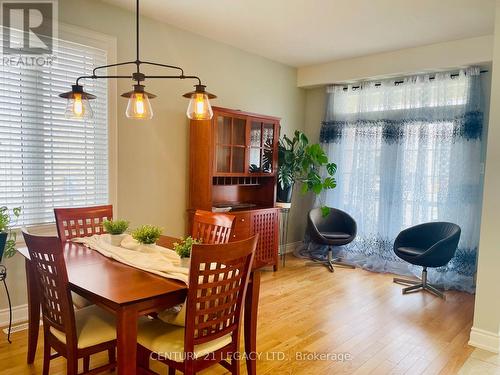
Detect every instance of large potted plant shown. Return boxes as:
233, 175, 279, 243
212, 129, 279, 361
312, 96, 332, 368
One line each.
0, 206, 21, 261
277, 131, 337, 212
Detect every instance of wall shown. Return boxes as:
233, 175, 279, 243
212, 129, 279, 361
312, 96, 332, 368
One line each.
469, 0, 500, 353
298, 35, 493, 88
0, 0, 308, 314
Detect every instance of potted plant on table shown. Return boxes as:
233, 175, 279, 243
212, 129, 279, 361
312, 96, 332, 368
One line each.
132, 225, 163, 248
0, 206, 21, 261
103, 219, 129, 246
277, 130, 337, 215
173, 236, 201, 267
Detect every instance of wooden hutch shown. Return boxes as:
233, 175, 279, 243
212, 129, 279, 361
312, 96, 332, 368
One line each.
188, 106, 280, 270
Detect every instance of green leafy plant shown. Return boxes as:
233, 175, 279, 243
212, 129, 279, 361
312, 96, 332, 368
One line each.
173, 236, 201, 258
132, 225, 162, 245
103, 219, 129, 235
0, 206, 21, 259
278, 130, 337, 215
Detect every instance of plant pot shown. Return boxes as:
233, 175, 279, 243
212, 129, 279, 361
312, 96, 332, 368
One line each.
277, 183, 294, 204
180, 257, 191, 268
0, 232, 7, 262
109, 233, 127, 246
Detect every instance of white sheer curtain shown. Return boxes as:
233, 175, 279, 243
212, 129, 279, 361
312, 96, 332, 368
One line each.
313, 68, 484, 292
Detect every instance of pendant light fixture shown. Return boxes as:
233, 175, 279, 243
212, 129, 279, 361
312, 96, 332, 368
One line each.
59, 0, 216, 121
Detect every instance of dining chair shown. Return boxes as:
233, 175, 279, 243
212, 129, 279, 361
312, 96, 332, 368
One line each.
136, 235, 258, 375
22, 229, 117, 375
191, 210, 235, 244
54, 205, 113, 242
54, 205, 113, 308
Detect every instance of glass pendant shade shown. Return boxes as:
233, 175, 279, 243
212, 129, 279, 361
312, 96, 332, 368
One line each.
186, 93, 213, 120
122, 84, 156, 120
59, 85, 96, 120
64, 93, 94, 119
125, 92, 153, 120
183, 85, 216, 120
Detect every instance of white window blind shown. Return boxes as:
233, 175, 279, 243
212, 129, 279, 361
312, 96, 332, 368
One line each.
0, 35, 108, 225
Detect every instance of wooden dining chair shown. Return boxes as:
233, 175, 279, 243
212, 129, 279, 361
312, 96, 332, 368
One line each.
136, 235, 258, 375
54, 205, 113, 309
22, 229, 117, 375
54, 205, 113, 242
192, 210, 235, 244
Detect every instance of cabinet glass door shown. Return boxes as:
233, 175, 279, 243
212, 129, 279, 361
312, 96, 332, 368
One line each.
249, 121, 275, 174
215, 114, 248, 174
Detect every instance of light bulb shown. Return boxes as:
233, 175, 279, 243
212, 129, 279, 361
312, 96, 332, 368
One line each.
187, 92, 213, 120
73, 93, 83, 116
126, 92, 153, 120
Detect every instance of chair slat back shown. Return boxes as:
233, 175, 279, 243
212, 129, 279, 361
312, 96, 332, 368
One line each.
54, 205, 113, 242
191, 210, 235, 244
184, 236, 257, 351
22, 230, 76, 338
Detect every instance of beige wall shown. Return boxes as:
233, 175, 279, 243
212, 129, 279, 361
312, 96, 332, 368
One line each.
298, 35, 493, 87
1, 0, 308, 312
469, 0, 500, 352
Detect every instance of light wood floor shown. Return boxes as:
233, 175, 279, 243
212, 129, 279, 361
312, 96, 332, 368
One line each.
0, 254, 475, 374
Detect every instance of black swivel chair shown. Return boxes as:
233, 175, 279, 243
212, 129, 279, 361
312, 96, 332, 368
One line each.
307, 207, 357, 272
393, 222, 461, 299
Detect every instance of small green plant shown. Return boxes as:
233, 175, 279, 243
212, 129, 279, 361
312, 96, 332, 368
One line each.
0, 206, 21, 259
173, 236, 201, 258
103, 219, 129, 235
132, 225, 162, 245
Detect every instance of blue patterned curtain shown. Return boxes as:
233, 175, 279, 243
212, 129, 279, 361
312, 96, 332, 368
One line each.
309, 68, 485, 292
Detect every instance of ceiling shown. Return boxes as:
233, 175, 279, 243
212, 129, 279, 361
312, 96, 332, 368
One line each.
101, 0, 496, 67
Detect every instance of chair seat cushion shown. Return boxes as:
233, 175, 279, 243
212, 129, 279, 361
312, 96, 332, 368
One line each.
71, 292, 93, 309
397, 246, 426, 256
137, 318, 232, 362
50, 305, 116, 349
321, 232, 351, 240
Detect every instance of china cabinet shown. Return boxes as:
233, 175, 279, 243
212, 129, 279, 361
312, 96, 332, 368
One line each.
188, 107, 280, 270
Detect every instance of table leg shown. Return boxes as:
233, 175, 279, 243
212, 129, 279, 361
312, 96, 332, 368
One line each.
244, 270, 261, 375
25, 259, 40, 364
117, 307, 138, 375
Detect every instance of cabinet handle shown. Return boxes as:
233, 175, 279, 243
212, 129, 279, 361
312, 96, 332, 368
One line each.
241, 218, 245, 222
233, 234, 236, 238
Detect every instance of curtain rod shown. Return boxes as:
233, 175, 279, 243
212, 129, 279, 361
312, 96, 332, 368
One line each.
343, 70, 489, 91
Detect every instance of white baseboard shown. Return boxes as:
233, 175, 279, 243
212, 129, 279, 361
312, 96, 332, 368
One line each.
282, 241, 302, 254
0, 303, 29, 328
469, 327, 500, 353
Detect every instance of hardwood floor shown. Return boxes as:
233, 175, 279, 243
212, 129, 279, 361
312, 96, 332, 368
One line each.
0, 254, 475, 374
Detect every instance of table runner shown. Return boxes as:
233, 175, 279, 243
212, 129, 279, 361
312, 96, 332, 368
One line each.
72, 234, 189, 284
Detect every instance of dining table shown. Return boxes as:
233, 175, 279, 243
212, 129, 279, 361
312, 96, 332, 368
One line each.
18, 235, 261, 375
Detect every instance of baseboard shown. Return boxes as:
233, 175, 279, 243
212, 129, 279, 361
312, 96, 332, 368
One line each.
0, 303, 29, 328
282, 241, 302, 254
469, 327, 500, 353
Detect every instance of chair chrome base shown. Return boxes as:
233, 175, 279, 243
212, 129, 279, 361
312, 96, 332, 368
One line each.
393, 267, 445, 299
306, 248, 355, 273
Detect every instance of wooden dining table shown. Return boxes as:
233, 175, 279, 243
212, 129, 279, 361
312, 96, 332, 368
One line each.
19, 235, 261, 375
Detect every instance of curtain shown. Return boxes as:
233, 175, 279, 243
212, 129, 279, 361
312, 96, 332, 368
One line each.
309, 67, 485, 293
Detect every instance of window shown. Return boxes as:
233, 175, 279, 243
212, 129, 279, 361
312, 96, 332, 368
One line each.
0, 36, 108, 225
